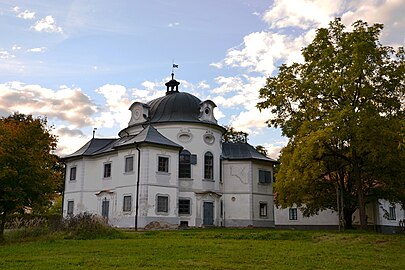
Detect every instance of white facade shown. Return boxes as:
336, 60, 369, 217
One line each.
63, 77, 276, 229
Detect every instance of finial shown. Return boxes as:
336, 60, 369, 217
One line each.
171, 72, 174, 80
92, 128, 97, 139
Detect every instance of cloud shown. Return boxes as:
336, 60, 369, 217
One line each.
0, 50, 15, 59
12, 45, 22, 51
0, 82, 97, 127
168, 22, 180, 27
17, 9, 36, 20
27, 47, 47, 53
32, 16, 63, 33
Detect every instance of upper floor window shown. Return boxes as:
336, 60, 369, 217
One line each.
289, 208, 298, 220
69, 166, 77, 181
104, 163, 112, 178
125, 156, 134, 173
179, 150, 191, 178
259, 170, 271, 184
158, 156, 169, 173
204, 152, 213, 180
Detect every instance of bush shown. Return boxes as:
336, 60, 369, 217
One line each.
63, 213, 123, 240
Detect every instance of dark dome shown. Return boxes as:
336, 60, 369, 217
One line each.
147, 92, 202, 124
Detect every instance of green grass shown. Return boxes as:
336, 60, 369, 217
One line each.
1, 228, 404, 269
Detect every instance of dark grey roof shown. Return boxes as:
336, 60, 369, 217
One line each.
147, 92, 202, 124
114, 125, 182, 149
63, 138, 116, 159
222, 142, 277, 163
63, 126, 181, 159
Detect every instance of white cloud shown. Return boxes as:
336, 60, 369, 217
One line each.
17, 10, 36, 20
12, 45, 22, 51
0, 50, 15, 59
168, 22, 180, 27
32, 16, 63, 33
27, 47, 47, 53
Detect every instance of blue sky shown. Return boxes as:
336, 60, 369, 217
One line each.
1, 0, 404, 158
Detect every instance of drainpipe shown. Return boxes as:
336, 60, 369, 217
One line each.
135, 145, 141, 230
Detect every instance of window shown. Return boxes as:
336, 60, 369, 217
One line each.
388, 206, 396, 220
123, 195, 132, 212
125, 156, 134, 173
259, 170, 271, 184
104, 163, 112, 178
69, 166, 77, 181
289, 208, 298, 220
158, 156, 169, 172
67, 200, 74, 216
204, 152, 214, 180
157, 195, 169, 213
260, 202, 268, 217
179, 199, 191, 215
179, 150, 191, 178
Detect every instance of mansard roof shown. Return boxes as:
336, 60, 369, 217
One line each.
63, 125, 181, 159
222, 142, 277, 163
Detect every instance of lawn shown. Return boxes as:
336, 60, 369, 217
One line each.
1, 229, 404, 269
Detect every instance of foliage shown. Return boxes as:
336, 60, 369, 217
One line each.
257, 18, 405, 229
0, 113, 61, 241
0, 229, 404, 269
222, 126, 248, 143
63, 213, 123, 240
255, 145, 268, 156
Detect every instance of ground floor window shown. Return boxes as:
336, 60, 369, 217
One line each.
388, 206, 396, 220
157, 195, 169, 213
123, 195, 132, 212
260, 202, 268, 217
67, 200, 74, 216
179, 199, 191, 215
289, 208, 298, 220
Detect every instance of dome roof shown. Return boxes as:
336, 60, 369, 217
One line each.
147, 92, 202, 124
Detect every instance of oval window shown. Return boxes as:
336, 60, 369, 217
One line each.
178, 133, 192, 143
203, 134, 215, 145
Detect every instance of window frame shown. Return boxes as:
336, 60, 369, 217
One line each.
204, 151, 214, 180
289, 208, 298, 220
388, 206, 396, 220
103, 162, 112, 178
259, 202, 268, 217
69, 166, 77, 181
179, 150, 191, 178
67, 200, 74, 216
158, 156, 169, 173
123, 195, 132, 212
178, 198, 191, 215
259, 169, 272, 184
124, 156, 134, 173
157, 195, 169, 214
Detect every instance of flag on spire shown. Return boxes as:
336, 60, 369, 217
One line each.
173, 64, 179, 68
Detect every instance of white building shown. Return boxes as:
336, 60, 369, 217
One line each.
62, 74, 277, 229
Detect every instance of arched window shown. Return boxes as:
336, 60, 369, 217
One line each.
179, 150, 191, 178
204, 152, 213, 180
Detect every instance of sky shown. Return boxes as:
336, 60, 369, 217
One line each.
0, 0, 404, 159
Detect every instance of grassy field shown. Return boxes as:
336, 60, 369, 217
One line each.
1, 228, 404, 269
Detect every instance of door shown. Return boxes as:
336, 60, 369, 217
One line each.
203, 202, 214, 225
102, 199, 109, 222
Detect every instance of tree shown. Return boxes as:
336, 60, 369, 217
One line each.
255, 145, 268, 157
0, 113, 60, 240
257, 18, 405, 229
222, 126, 248, 143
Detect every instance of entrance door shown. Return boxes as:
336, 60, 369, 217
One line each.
203, 202, 214, 225
102, 199, 109, 222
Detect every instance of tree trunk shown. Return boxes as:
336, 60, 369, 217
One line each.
0, 212, 6, 242
353, 157, 367, 230
343, 207, 354, 229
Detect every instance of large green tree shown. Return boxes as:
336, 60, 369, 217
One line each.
257, 18, 405, 229
0, 113, 60, 240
